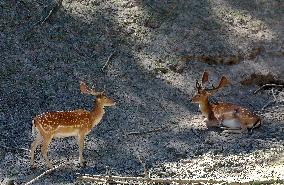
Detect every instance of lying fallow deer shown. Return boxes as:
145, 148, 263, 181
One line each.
191, 71, 261, 133
30, 82, 115, 168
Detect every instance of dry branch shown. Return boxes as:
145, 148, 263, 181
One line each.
40, 8, 55, 25
101, 51, 116, 71
30, 0, 62, 29
78, 174, 284, 184
126, 126, 170, 136
137, 155, 148, 177
24, 162, 66, 185
78, 174, 226, 184
253, 84, 284, 94
261, 100, 275, 111
0, 145, 30, 152
261, 89, 278, 111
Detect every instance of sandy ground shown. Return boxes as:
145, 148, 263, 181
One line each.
0, 0, 283, 184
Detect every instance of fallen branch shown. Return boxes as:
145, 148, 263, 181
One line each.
78, 174, 226, 184
264, 104, 284, 111
24, 162, 66, 185
137, 155, 148, 177
126, 126, 170, 136
101, 51, 116, 71
255, 104, 284, 115
30, 0, 62, 29
40, 7, 56, 26
261, 100, 275, 111
261, 89, 278, 111
78, 174, 284, 185
254, 84, 283, 94
0, 145, 30, 152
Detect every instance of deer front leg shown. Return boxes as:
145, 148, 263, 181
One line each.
78, 134, 86, 167
41, 135, 53, 168
30, 134, 43, 168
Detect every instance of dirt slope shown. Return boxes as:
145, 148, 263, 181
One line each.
0, 0, 283, 184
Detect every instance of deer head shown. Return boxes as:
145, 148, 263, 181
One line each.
80, 81, 115, 107
192, 71, 230, 103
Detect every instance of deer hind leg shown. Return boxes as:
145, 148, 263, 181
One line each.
77, 134, 86, 167
41, 135, 53, 168
30, 134, 43, 168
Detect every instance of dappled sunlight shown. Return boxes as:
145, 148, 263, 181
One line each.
210, 0, 276, 46
150, 148, 284, 182
104, 1, 197, 91
62, 1, 99, 23
1, 0, 283, 184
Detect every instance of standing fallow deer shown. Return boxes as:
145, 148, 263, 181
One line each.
191, 71, 261, 133
30, 82, 115, 168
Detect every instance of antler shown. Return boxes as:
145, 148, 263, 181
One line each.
201, 71, 209, 85
80, 81, 103, 96
196, 71, 209, 91
206, 76, 230, 94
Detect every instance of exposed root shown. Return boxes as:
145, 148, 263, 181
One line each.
78, 174, 284, 184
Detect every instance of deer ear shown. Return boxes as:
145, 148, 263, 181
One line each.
80, 81, 90, 94
202, 71, 209, 85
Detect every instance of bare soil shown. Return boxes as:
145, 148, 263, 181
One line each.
0, 0, 283, 184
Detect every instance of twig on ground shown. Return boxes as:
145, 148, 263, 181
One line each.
261, 89, 278, 111
271, 88, 277, 101
266, 104, 284, 111
254, 84, 283, 94
40, 7, 56, 25
78, 174, 227, 184
255, 104, 284, 114
30, 0, 62, 29
126, 126, 170, 136
137, 155, 148, 177
261, 100, 274, 111
0, 144, 30, 152
78, 174, 284, 184
24, 162, 66, 185
101, 51, 116, 71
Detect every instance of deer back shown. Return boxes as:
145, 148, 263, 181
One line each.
34, 111, 92, 135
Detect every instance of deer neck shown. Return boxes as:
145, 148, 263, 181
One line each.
90, 100, 105, 128
198, 98, 212, 119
